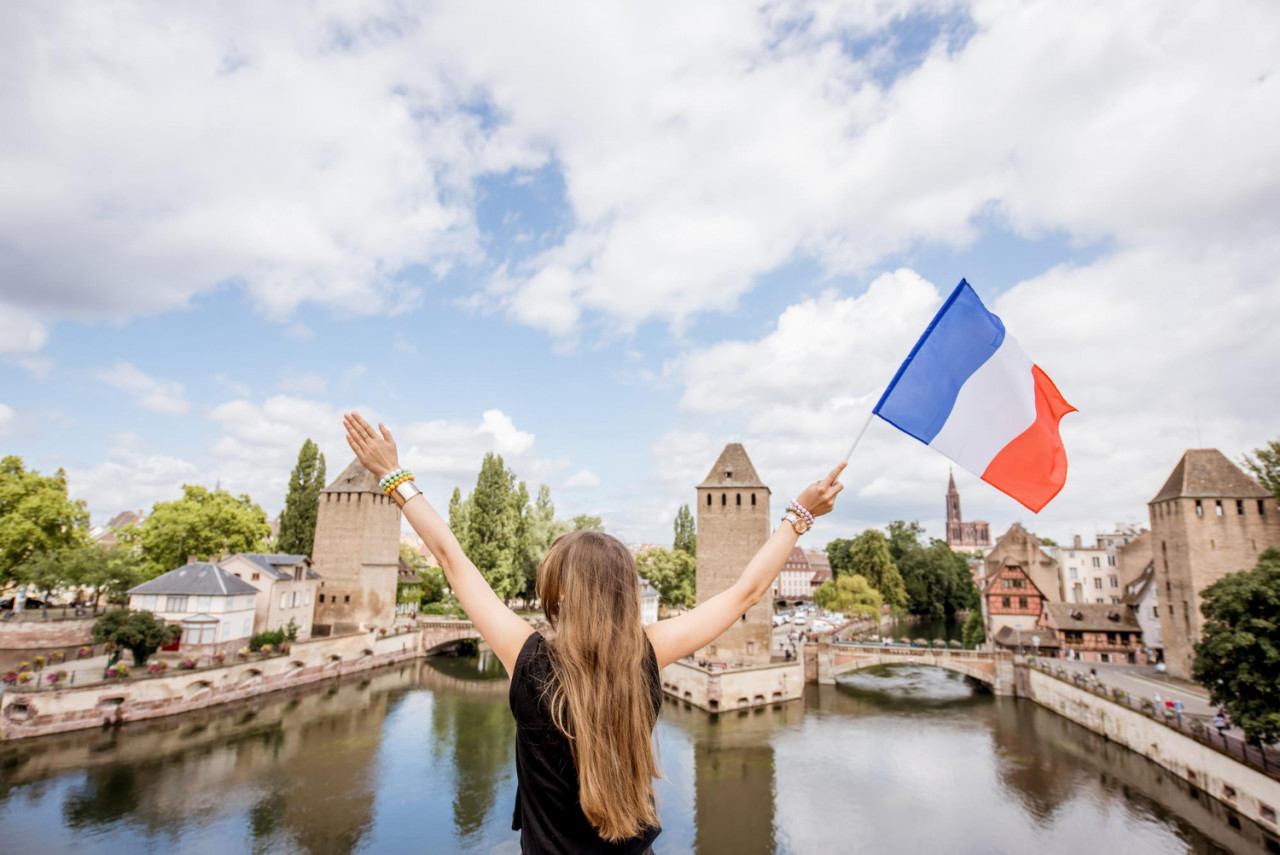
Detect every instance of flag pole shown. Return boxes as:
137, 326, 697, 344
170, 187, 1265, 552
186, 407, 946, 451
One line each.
842, 410, 875, 464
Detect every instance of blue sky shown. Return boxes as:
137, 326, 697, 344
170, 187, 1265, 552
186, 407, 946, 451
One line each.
2, 1, 1277, 549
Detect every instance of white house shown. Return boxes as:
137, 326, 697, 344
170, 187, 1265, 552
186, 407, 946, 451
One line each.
1124, 562, 1163, 659
639, 578, 659, 626
219, 553, 321, 640
128, 561, 258, 650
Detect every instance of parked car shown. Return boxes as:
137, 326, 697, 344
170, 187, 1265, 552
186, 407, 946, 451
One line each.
792, 617, 806, 627
0, 596, 47, 610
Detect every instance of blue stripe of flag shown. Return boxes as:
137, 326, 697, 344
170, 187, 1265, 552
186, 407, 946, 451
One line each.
873, 279, 1006, 444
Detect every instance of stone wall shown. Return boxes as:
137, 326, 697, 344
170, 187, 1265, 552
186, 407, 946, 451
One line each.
0, 616, 95, 650
312, 489, 400, 631
0, 628, 425, 740
1026, 666, 1280, 835
659, 660, 804, 712
695, 485, 771, 665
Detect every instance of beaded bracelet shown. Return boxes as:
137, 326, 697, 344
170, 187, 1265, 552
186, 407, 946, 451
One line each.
380, 469, 414, 494
790, 499, 815, 526
378, 468, 410, 491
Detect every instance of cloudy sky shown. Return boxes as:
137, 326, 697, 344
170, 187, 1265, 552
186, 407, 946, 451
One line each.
2, 1, 1277, 549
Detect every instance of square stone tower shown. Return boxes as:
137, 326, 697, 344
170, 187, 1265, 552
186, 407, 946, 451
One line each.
311, 459, 401, 634
697, 443, 772, 665
1149, 449, 1280, 679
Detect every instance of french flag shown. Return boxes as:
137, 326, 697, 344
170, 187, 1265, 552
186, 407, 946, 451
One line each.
874, 280, 1076, 513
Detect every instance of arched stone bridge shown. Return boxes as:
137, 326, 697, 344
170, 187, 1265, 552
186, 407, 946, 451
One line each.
815, 641, 1014, 695
419, 619, 482, 654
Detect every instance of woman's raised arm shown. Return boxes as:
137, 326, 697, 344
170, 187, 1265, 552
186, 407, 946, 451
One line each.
645, 462, 846, 669
343, 413, 533, 676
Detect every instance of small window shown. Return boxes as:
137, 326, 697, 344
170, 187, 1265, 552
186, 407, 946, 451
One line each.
280, 593, 289, 609
1195, 500, 1203, 517
252, 573, 260, 581
1236, 500, 1244, 515
144, 594, 157, 611
1001, 597, 1010, 608
1259, 803, 1276, 824
292, 591, 300, 608
1109, 575, 1118, 588
166, 595, 188, 612
318, 594, 325, 603
721, 494, 726, 506
706, 493, 711, 506
344, 595, 351, 603
1092, 557, 1101, 568
1107, 555, 1116, 567
1223, 785, 1237, 801
736, 493, 741, 506
1152, 606, 1158, 618
751, 493, 756, 506
305, 590, 312, 606
1018, 597, 1028, 609
1259, 500, 1266, 515
1215, 500, 1223, 517
1094, 578, 1103, 589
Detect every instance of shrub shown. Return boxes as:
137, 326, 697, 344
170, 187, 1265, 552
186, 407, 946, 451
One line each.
284, 618, 299, 642
249, 629, 286, 652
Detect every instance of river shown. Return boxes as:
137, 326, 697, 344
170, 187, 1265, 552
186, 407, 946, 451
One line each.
0, 654, 1272, 854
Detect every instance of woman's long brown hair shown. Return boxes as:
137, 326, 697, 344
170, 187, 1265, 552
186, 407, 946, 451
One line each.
536, 530, 660, 842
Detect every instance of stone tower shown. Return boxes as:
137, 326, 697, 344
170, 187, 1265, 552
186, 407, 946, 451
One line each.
311, 458, 401, 634
1149, 449, 1280, 679
697, 443, 771, 665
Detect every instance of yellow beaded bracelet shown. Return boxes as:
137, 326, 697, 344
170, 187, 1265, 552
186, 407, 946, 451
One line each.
383, 472, 414, 494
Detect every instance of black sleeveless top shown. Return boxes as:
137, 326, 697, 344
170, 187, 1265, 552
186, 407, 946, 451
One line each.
509, 632, 663, 855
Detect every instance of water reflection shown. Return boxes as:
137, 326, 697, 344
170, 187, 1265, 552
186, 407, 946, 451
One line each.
0, 658, 1274, 854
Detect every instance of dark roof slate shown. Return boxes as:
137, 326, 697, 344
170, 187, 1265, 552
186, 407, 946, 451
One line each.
129, 563, 259, 597
1151, 449, 1268, 503
325, 458, 381, 493
1044, 602, 1141, 633
233, 553, 321, 580
698, 443, 769, 490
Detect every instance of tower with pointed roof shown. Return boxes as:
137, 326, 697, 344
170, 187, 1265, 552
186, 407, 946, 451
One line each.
945, 470, 990, 552
1149, 449, 1280, 679
696, 443, 772, 665
310, 458, 401, 633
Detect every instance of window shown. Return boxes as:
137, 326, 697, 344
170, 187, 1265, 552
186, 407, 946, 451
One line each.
221, 622, 231, 641
1018, 597, 1028, 609
1107, 632, 1118, 646
1092, 556, 1101, 568
1152, 605, 1158, 618
1259, 500, 1266, 515
252, 573, 260, 581
242, 617, 252, 636
1107, 555, 1116, 567
1001, 597, 1011, 608
144, 594, 157, 611
751, 493, 756, 506
1069, 551, 1076, 559
305, 590, 312, 606
1111, 597, 1120, 604
344, 595, 350, 603
319, 593, 325, 603
1196, 500, 1203, 517
1069, 569, 1077, 581
706, 494, 711, 506
166, 595, 188, 612
736, 493, 741, 506
280, 593, 289, 609
721, 493, 726, 506
292, 591, 300, 608
197, 595, 211, 612
1215, 500, 1223, 517
1236, 500, 1244, 515
1109, 575, 1118, 588
1094, 578, 1103, 589
294, 567, 303, 581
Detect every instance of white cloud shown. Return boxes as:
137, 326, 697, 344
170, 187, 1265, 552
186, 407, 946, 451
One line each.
0, 303, 47, 353
0, 403, 14, 437
0, 4, 541, 329
277, 369, 327, 395
398, 408, 537, 477
64, 433, 200, 524
17, 356, 53, 379
95, 361, 190, 415
563, 469, 600, 490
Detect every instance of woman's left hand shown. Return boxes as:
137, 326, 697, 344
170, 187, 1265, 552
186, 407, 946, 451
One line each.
343, 412, 400, 480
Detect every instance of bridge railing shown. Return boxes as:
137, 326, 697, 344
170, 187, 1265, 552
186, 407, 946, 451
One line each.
831, 641, 1000, 659
1029, 657, 1279, 780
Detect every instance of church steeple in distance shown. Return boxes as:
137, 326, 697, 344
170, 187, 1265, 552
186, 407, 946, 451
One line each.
946, 468, 962, 543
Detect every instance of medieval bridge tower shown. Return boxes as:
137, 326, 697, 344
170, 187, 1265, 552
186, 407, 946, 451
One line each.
311, 458, 400, 634
697, 443, 772, 666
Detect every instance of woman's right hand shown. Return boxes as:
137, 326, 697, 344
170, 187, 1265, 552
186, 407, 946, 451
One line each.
794, 462, 847, 517
343, 412, 400, 480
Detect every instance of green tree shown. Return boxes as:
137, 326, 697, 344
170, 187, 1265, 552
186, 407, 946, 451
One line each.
90, 543, 146, 608
91, 609, 181, 666
1242, 437, 1280, 503
961, 610, 987, 647
847, 530, 907, 608
886, 520, 978, 619
277, 438, 326, 556
1038, 536, 1058, 547
0, 456, 90, 585
1192, 548, 1280, 745
466, 453, 522, 603
673, 504, 696, 556
813, 574, 883, 618
10, 550, 68, 615
825, 538, 855, 578
448, 487, 470, 537
513, 484, 566, 602
571, 514, 604, 532
137, 484, 271, 577
636, 547, 696, 609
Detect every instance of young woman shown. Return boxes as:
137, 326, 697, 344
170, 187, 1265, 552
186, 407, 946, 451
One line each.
343, 412, 845, 854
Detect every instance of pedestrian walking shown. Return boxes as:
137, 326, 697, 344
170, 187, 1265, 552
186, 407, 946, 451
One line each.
1213, 713, 1226, 738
